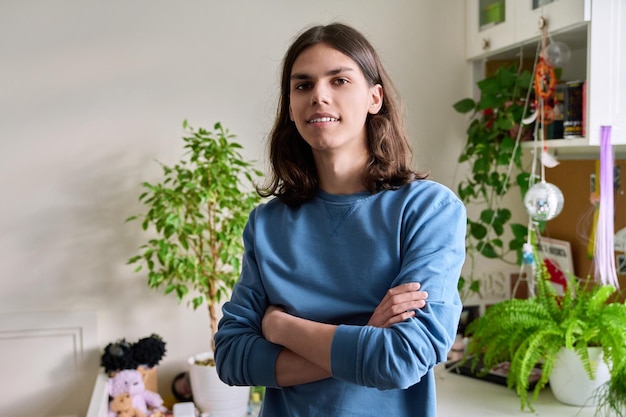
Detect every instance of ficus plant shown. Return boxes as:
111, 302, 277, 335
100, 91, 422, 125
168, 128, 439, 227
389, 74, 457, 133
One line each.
127, 120, 263, 352
453, 64, 534, 298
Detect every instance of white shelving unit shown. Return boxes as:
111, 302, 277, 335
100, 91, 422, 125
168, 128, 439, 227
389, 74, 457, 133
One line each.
466, 0, 626, 158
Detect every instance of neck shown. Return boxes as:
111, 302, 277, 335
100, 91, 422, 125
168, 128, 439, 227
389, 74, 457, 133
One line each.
314, 150, 368, 195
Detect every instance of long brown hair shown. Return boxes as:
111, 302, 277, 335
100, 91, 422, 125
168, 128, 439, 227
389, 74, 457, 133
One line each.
258, 23, 426, 207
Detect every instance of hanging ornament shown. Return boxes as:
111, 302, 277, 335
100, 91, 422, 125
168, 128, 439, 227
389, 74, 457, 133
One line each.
543, 41, 572, 67
522, 111, 538, 125
524, 181, 565, 221
522, 242, 535, 265
541, 150, 560, 168
587, 162, 600, 258
534, 58, 557, 101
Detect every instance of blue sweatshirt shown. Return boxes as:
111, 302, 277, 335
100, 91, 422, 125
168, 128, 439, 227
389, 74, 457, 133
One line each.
214, 180, 466, 417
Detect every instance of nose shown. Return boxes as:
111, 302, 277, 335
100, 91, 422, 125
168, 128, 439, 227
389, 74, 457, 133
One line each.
310, 83, 330, 105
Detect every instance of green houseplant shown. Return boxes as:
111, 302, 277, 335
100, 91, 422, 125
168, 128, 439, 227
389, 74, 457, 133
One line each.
127, 120, 263, 352
464, 255, 626, 415
453, 64, 534, 298
126, 120, 263, 416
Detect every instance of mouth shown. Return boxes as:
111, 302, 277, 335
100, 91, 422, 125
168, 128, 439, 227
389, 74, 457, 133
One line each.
308, 117, 339, 124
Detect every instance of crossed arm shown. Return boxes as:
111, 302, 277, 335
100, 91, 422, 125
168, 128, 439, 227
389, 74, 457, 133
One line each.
261, 282, 428, 387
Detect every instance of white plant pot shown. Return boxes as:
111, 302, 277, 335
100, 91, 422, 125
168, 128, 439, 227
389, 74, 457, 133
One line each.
188, 352, 250, 417
549, 347, 610, 407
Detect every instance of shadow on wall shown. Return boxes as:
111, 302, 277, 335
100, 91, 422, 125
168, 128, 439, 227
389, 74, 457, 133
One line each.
2, 149, 151, 306
57, 145, 183, 319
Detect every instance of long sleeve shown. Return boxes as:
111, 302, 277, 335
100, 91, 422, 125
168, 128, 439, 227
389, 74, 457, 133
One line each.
330, 193, 466, 389
214, 208, 283, 388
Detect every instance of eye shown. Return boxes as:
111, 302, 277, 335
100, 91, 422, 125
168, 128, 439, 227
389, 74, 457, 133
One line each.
293, 82, 312, 91
333, 78, 349, 86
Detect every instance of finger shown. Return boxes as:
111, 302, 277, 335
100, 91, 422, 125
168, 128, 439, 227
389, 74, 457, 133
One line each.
370, 298, 427, 327
387, 299, 427, 315
384, 310, 416, 327
398, 282, 421, 291
380, 291, 428, 310
388, 282, 421, 296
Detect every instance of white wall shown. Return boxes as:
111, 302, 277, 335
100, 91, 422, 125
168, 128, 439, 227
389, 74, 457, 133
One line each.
0, 1, 469, 415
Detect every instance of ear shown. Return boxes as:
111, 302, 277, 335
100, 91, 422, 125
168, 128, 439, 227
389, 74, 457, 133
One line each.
368, 84, 383, 115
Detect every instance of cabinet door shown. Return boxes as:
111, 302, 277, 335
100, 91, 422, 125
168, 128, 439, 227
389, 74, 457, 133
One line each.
587, 0, 626, 145
515, 0, 588, 44
466, 0, 515, 59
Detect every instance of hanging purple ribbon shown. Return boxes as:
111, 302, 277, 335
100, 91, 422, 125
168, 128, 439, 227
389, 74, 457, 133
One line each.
594, 126, 619, 288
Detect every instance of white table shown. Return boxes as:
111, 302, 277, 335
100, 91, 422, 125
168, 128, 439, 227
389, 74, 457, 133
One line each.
435, 364, 597, 416
157, 365, 598, 417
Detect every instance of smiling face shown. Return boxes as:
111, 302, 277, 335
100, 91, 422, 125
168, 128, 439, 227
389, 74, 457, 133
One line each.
288, 43, 383, 157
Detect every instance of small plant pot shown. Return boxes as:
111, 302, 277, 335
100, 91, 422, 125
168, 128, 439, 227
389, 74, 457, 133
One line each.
188, 352, 250, 417
549, 347, 610, 406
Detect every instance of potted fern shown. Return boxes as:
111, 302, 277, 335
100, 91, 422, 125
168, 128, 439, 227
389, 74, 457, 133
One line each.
126, 120, 263, 416
464, 255, 626, 415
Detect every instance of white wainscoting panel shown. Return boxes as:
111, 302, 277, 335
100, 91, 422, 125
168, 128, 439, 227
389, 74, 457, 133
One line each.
0, 311, 98, 417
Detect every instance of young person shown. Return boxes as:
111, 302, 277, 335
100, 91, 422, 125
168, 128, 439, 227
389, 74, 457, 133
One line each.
214, 23, 466, 417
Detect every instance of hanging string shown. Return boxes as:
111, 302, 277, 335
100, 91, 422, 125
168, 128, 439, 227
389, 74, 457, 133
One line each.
594, 126, 619, 288
533, 27, 559, 177
514, 218, 538, 298
478, 41, 541, 246
499, 41, 542, 198
517, 28, 567, 298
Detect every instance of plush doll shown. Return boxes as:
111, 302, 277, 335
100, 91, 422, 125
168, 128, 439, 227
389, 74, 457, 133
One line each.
108, 369, 166, 417
132, 334, 167, 392
101, 334, 166, 377
131, 334, 166, 368
102, 339, 137, 374
109, 393, 146, 417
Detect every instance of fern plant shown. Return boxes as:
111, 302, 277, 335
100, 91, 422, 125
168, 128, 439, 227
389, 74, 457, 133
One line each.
464, 257, 626, 415
595, 360, 626, 417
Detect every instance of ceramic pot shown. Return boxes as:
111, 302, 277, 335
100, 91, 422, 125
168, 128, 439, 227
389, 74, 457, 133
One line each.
188, 352, 250, 417
549, 347, 610, 406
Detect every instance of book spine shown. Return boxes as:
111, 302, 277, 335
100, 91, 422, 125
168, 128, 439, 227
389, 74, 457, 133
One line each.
564, 80, 584, 138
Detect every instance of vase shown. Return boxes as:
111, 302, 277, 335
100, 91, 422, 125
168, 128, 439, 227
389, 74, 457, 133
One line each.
549, 347, 610, 406
188, 352, 250, 417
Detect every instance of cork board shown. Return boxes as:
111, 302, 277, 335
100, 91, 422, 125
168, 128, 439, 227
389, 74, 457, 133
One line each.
543, 158, 626, 293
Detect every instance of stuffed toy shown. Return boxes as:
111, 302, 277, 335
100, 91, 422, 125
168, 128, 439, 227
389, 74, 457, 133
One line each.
102, 338, 137, 373
109, 393, 146, 417
102, 334, 167, 374
132, 334, 166, 368
108, 369, 166, 417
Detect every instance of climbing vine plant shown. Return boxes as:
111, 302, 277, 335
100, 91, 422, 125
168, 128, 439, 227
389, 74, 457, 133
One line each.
453, 64, 533, 298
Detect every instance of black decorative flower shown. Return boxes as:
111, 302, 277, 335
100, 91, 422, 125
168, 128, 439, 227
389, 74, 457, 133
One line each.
100, 339, 137, 373
131, 333, 167, 367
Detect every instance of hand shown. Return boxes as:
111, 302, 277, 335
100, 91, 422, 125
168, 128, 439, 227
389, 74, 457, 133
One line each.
262, 305, 336, 383
262, 305, 286, 344
367, 282, 428, 328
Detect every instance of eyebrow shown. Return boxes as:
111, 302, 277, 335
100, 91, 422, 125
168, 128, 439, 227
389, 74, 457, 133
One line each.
290, 66, 355, 80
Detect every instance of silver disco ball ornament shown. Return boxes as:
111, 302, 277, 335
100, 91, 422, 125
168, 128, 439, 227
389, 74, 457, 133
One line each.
524, 182, 565, 221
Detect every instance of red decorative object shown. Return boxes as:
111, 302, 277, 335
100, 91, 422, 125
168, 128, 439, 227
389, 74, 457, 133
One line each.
544, 258, 568, 291
534, 58, 556, 101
